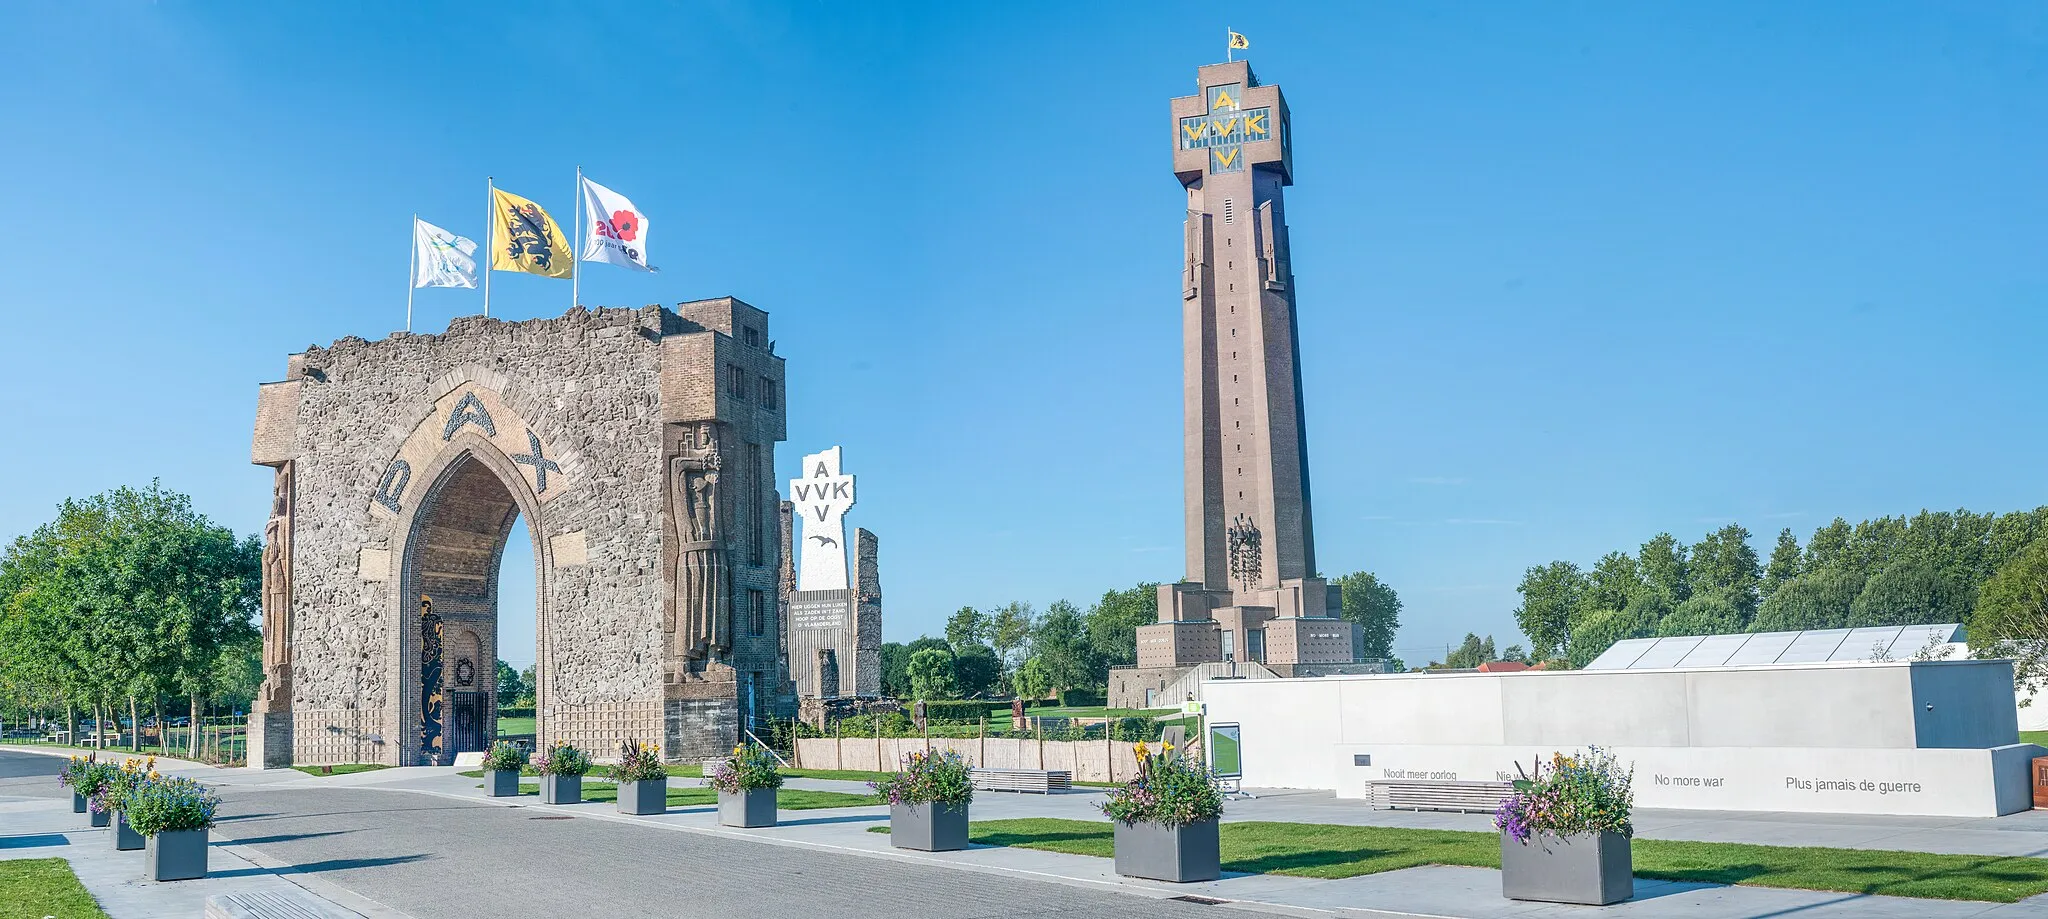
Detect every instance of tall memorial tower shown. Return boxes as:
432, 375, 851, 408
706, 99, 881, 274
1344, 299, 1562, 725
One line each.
1128, 60, 1362, 695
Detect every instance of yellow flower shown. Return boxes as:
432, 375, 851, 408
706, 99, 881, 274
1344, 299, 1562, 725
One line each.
1134, 741, 1150, 759
733, 745, 744, 755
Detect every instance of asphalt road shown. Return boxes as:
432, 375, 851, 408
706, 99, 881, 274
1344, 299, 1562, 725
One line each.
200, 782, 1262, 919
0, 747, 67, 796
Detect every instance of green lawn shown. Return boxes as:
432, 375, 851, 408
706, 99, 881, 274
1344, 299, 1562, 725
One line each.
2020, 731, 2048, 747
0, 857, 109, 919
502, 780, 874, 809
867, 818, 2048, 903
497, 716, 536, 735
291, 763, 392, 777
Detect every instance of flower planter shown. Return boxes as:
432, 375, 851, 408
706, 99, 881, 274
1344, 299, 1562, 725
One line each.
72, 792, 87, 814
89, 806, 111, 828
1500, 830, 1633, 905
1113, 818, 1220, 883
618, 778, 667, 815
890, 801, 968, 852
718, 788, 776, 827
112, 811, 144, 851
144, 829, 208, 881
539, 774, 582, 805
483, 769, 520, 797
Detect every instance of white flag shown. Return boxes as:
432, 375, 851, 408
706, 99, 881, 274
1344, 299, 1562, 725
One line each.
578, 175, 658, 273
412, 218, 478, 289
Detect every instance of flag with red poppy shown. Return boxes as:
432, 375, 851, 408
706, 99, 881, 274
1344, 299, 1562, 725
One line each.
578, 175, 657, 273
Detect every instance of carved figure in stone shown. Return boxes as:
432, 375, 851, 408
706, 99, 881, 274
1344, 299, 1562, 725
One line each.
670, 449, 731, 665
260, 462, 294, 708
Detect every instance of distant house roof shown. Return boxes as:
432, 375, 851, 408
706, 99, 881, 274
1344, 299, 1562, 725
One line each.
1476, 661, 1530, 673
1583, 624, 1965, 671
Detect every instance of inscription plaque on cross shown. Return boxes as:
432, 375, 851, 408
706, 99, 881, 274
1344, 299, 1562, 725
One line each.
1177, 82, 1276, 175
789, 445, 855, 592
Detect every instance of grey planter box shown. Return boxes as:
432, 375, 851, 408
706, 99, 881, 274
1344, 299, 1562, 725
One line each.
718, 787, 776, 827
1500, 831, 1634, 905
112, 811, 144, 851
890, 801, 969, 852
89, 806, 110, 828
145, 828, 208, 881
539, 774, 582, 805
1113, 818, 1221, 883
618, 778, 667, 815
72, 792, 87, 814
483, 769, 520, 797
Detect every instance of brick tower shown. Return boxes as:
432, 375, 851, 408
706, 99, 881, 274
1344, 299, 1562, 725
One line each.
1139, 61, 1360, 678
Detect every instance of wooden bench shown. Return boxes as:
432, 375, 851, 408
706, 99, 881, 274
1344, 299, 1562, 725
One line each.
1367, 779, 1513, 814
970, 768, 1072, 794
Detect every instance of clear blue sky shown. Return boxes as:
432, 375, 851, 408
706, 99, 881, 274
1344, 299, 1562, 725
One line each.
2, 3, 2043, 668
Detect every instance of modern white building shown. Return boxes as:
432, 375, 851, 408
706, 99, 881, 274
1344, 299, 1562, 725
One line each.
1203, 653, 2039, 818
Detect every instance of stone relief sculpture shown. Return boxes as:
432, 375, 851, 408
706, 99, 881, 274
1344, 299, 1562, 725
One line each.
259, 461, 294, 708
669, 426, 731, 670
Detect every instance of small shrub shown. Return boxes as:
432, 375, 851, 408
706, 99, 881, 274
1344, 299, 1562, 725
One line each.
1100, 741, 1222, 828
531, 742, 591, 777
871, 749, 972, 806
1494, 746, 1634, 843
710, 745, 783, 793
612, 739, 667, 783
123, 776, 221, 835
59, 757, 115, 806
921, 700, 994, 724
480, 740, 529, 772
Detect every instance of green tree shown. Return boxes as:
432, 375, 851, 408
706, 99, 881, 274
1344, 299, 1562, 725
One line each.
495, 660, 522, 706
1690, 524, 1761, 621
1567, 592, 1667, 668
1442, 633, 1496, 669
1762, 528, 1802, 601
1657, 594, 1743, 637
1849, 560, 1974, 627
1639, 533, 1691, 603
1030, 601, 1093, 694
1084, 582, 1159, 676
878, 642, 908, 697
951, 643, 1002, 698
1513, 561, 1586, 661
943, 606, 986, 651
1804, 518, 1853, 571
517, 664, 537, 706
1012, 656, 1053, 702
1335, 571, 1401, 660
1752, 568, 1862, 631
907, 647, 958, 700
1972, 539, 2048, 701
987, 601, 1035, 671
1581, 552, 1645, 619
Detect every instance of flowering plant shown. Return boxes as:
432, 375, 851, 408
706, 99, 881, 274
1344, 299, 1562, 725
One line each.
1494, 746, 1634, 844
710, 744, 783, 793
613, 740, 668, 783
1100, 741, 1223, 828
122, 776, 221, 835
531, 742, 592, 777
99, 756, 160, 813
59, 756, 114, 804
480, 740, 529, 773
870, 749, 971, 806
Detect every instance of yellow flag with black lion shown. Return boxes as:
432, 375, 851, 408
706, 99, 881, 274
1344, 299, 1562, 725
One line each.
490, 187, 574, 279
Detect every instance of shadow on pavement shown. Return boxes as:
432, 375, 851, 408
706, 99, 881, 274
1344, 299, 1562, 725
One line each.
776, 813, 888, 827
215, 830, 353, 846
208, 854, 432, 878
0, 833, 70, 849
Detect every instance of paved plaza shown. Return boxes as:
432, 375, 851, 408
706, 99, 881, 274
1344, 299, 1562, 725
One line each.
13, 747, 2048, 918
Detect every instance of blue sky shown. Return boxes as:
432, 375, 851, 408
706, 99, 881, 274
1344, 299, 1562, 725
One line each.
1, 3, 2043, 668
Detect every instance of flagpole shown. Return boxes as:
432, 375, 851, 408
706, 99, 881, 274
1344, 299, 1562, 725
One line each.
406, 214, 417, 333
483, 177, 494, 318
1227, 27, 1234, 62
571, 165, 581, 312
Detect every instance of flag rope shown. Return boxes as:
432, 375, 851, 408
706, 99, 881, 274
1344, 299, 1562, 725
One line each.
483, 177, 495, 318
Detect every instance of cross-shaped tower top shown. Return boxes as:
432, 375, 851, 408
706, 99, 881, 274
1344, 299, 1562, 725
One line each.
1172, 61, 1292, 188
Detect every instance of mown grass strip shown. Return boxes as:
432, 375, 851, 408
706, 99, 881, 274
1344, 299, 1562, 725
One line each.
0, 857, 109, 919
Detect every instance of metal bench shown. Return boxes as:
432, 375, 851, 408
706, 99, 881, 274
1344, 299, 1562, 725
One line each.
1367, 779, 1513, 814
970, 768, 1072, 794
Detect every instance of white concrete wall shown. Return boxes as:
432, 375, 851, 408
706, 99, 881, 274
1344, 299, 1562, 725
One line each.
1202, 659, 2034, 817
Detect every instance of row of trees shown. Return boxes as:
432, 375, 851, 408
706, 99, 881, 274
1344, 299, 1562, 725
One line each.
0, 483, 262, 756
1515, 508, 2048, 668
879, 569, 1406, 702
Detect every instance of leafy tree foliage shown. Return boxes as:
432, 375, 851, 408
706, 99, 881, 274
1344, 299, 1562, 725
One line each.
1441, 633, 1496, 669
1514, 561, 1585, 662
951, 643, 1002, 698
1568, 593, 1665, 669
495, 660, 523, 706
1639, 534, 1691, 603
1690, 524, 1762, 621
987, 601, 1035, 672
1335, 571, 1401, 660
1753, 567, 1863, 632
1851, 560, 1973, 628
944, 606, 986, 651
1973, 539, 2048, 701
1084, 583, 1158, 677
1658, 594, 1743, 638
1763, 528, 1801, 600
907, 647, 958, 700
1011, 656, 1053, 702
1028, 601, 1093, 694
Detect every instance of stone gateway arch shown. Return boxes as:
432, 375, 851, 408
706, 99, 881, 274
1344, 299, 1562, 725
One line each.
247, 301, 793, 767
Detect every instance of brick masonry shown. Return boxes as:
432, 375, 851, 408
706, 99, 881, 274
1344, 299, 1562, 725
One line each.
249, 301, 790, 766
